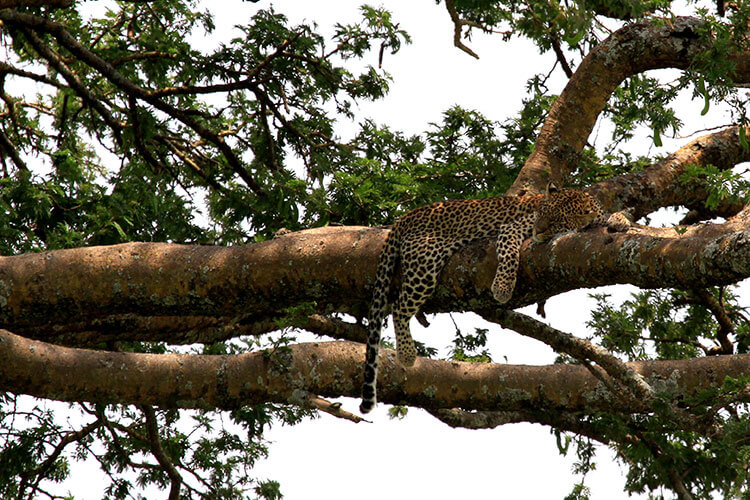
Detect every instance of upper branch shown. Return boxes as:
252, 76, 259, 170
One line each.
3, 218, 750, 343
589, 125, 750, 217
0, 10, 266, 195
507, 16, 750, 196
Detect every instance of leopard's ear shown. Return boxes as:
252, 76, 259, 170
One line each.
545, 181, 559, 195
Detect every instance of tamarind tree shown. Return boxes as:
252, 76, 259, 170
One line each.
0, 0, 749, 498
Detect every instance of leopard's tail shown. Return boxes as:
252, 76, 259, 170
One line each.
359, 228, 400, 414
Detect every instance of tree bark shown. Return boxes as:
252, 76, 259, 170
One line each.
3, 207, 750, 344
1, 329, 747, 413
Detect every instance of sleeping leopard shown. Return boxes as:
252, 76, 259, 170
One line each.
359, 187, 631, 413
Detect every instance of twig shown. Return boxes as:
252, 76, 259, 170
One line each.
296, 392, 369, 423
444, 0, 480, 59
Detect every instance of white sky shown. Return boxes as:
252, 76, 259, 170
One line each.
47, 0, 743, 498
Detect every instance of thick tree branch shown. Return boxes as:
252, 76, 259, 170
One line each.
3, 218, 750, 341
589, 126, 750, 217
0, 329, 747, 414
507, 17, 750, 196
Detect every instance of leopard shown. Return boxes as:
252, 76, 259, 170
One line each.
359, 186, 631, 414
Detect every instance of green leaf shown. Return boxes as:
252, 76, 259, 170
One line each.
698, 76, 710, 115
740, 126, 749, 152
652, 128, 662, 147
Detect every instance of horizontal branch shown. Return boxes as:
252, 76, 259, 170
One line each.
0, 329, 746, 414
3, 216, 750, 342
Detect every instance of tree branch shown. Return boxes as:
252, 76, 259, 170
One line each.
0, 11, 266, 196
444, 0, 480, 59
426, 407, 640, 446
141, 405, 182, 500
507, 17, 750, 196
4, 218, 750, 340
485, 310, 654, 401
589, 126, 750, 217
20, 28, 123, 144
0, 329, 747, 415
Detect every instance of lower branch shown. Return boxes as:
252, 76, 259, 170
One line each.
427, 408, 624, 446
0, 329, 747, 415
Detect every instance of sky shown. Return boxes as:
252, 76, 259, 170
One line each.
49, 0, 743, 498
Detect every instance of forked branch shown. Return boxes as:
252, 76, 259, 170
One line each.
507, 17, 750, 196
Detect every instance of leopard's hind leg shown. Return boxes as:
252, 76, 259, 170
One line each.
392, 236, 459, 366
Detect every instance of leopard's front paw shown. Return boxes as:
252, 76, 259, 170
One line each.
606, 211, 632, 233
491, 281, 512, 304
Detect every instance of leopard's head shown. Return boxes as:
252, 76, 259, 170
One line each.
533, 188, 603, 243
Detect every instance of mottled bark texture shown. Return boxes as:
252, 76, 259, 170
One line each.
507, 17, 750, 196
1, 329, 747, 413
3, 211, 750, 346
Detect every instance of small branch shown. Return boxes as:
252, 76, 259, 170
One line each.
485, 310, 655, 401
444, 0, 480, 59
110, 50, 177, 66
296, 314, 367, 343
20, 28, 123, 145
0, 61, 67, 90
296, 392, 368, 423
550, 36, 573, 78
0, 126, 28, 172
636, 432, 696, 500
17, 416, 102, 499
141, 406, 182, 500
690, 288, 735, 354
157, 136, 228, 193
427, 407, 643, 447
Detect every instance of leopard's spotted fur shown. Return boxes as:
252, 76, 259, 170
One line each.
360, 188, 617, 414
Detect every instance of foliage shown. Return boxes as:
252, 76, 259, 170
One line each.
0, 0, 748, 498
